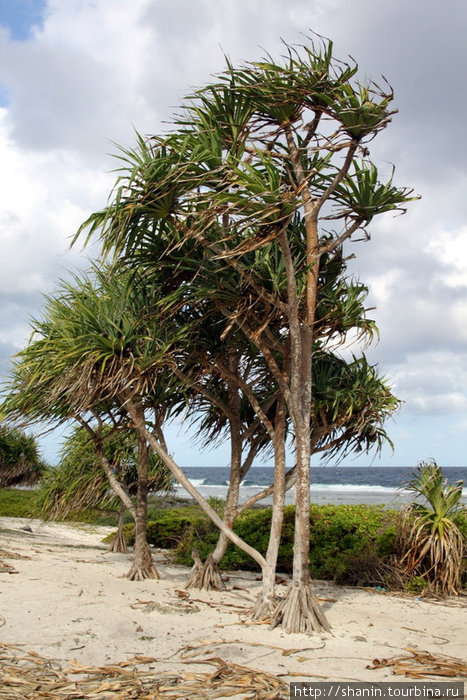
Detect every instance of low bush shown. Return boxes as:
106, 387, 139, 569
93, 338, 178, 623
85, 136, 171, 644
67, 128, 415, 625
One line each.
120, 503, 401, 586
120, 506, 212, 549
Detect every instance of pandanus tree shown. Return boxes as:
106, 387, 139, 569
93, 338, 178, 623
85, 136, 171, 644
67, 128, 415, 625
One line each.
77, 37, 416, 632
181, 245, 399, 611
178, 328, 272, 591
1, 268, 179, 579
0, 424, 46, 487
398, 461, 466, 595
1, 267, 282, 584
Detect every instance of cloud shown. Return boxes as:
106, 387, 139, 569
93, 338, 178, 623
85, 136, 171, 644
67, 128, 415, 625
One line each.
0, 0, 465, 466
0, 339, 21, 380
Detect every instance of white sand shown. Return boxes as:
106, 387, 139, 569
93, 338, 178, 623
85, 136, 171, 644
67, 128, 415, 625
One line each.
0, 516, 466, 684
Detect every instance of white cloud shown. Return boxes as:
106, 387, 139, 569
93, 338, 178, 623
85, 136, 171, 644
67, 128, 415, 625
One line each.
0, 0, 465, 466
427, 225, 467, 289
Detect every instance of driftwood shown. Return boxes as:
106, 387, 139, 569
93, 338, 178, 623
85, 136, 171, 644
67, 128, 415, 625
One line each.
0, 546, 28, 574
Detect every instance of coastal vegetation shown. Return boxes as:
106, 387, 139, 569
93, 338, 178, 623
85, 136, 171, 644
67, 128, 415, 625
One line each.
36, 426, 174, 554
114, 497, 466, 591
121, 502, 400, 586
0, 425, 46, 488
398, 460, 466, 595
1, 36, 420, 633
1, 479, 465, 592
0, 487, 38, 518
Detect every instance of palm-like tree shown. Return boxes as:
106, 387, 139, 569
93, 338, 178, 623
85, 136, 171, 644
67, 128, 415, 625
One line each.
398, 461, 466, 595
0, 425, 46, 487
1, 268, 178, 578
2, 266, 279, 581
182, 250, 398, 618
76, 38, 416, 632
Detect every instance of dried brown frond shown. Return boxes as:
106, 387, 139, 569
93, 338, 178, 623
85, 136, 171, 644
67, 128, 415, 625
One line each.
0, 643, 289, 698
368, 647, 467, 679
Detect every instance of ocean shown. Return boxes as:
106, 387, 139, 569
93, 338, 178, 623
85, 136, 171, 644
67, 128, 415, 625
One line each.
176, 466, 467, 508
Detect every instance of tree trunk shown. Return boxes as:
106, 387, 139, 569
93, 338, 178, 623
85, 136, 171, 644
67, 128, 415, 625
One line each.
124, 396, 273, 577
186, 353, 246, 590
186, 426, 262, 590
185, 469, 240, 590
125, 407, 160, 580
251, 398, 286, 620
107, 503, 128, 553
75, 415, 136, 520
270, 419, 330, 634
273, 231, 330, 634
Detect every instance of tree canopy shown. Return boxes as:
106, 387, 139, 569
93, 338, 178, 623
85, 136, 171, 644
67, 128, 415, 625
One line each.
0, 424, 46, 487
1, 36, 417, 633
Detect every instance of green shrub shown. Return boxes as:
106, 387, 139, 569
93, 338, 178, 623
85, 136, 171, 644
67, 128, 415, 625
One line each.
454, 510, 467, 539
405, 576, 429, 594
376, 525, 397, 556
306, 504, 397, 582
117, 507, 213, 549
119, 502, 401, 586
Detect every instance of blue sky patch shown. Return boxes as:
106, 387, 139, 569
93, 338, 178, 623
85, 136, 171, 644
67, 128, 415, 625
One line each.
0, 82, 9, 107
0, 0, 46, 40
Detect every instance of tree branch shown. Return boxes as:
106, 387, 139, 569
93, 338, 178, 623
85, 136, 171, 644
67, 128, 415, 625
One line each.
312, 142, 358, 216
73, 413, 136, 518
318, 217, 364, 256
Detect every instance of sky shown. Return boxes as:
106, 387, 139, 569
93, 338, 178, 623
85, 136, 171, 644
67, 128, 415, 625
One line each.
0, 0, 466, 468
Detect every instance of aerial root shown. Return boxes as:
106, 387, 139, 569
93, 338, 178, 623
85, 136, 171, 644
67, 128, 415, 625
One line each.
125, 562, 161, 581
125, 543, 161, 580
106, 529, 128, 554
270, 583, 331, 634
248, 590, 277, 622
185, 550, 225, 591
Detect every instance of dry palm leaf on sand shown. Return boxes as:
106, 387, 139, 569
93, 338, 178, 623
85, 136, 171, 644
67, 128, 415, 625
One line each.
0, 642, 289, 699
368, 647, 467, 679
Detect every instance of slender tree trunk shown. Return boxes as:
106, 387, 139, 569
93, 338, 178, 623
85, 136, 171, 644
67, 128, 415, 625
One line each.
186, 459, 242, 590
270, 229, 330, 634
124, 395, 274, 578
107, 503, 129, 553
271, 332, 330, 633
125, 405, 160, 580
186, 350, 249, 590
251, 397, 287, 620
186, 428, 261, 590
75, 415, 136, 520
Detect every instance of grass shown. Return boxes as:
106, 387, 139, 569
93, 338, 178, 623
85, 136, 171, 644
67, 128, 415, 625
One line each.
0, 487, 193, 524
0, 488, 38, 518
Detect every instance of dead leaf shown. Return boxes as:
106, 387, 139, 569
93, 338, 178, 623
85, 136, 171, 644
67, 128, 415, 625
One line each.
174, 589, 189, 599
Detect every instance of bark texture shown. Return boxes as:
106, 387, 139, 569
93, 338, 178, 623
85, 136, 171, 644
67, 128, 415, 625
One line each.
250, 398, 287, 621
125, 405, 160, 580
107, 504, 128, 553
270, 580, 331, 634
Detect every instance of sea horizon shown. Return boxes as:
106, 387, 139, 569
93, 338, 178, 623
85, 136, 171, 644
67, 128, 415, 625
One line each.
176, 465, 467, 507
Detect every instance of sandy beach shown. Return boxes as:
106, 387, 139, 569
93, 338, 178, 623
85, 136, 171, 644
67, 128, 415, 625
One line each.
0, 516, 466, 696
